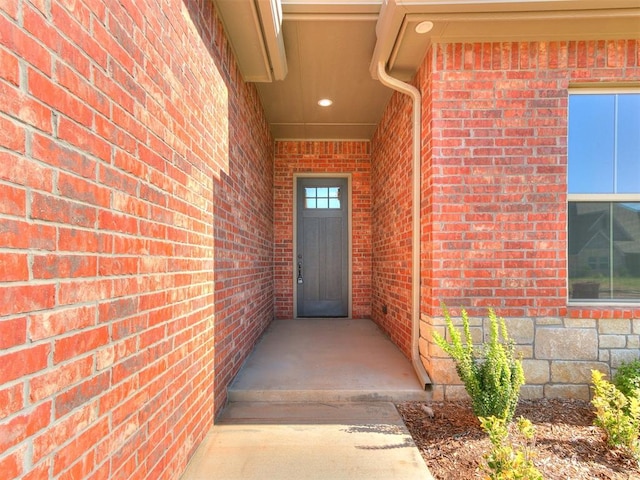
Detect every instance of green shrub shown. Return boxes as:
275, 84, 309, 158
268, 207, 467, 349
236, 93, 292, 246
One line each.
613, 359, 640, 400
433, 306, 525, 422
591, 369, 640, 463
480, 415, 543, 480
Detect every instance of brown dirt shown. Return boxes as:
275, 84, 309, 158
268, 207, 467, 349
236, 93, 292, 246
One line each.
397, 399, 640, 479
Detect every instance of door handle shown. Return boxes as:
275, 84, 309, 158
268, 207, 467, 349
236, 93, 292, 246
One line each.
297, 261, 303, 284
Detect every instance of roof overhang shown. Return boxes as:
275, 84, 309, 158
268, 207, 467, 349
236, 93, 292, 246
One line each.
211, 0, 639, 140
370, 0, 640, 81
212, 0, 288, 82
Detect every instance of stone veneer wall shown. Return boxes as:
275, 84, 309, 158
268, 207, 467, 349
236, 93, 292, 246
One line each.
416, 39, 640, 400
424, 312, 640, 401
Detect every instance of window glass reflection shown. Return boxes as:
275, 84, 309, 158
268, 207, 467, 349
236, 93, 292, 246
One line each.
569, 202, 640, 300
568, 93, 640, 194
304, 185, 341, 209
568, 95, 614, 194
617, 95, 640, 193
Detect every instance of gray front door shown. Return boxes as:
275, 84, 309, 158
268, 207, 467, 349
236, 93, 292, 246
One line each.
296, 177, 349, 317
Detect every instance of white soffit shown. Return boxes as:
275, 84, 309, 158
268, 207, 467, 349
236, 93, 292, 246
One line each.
214, 0, 639, 139
255, 15, 391, 140
213, 0, 287, 82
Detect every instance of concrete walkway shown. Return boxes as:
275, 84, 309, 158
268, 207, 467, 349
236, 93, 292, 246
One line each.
181, 319, 434, 480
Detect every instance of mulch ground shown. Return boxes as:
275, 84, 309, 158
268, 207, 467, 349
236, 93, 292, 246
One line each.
397, 399, 640, 479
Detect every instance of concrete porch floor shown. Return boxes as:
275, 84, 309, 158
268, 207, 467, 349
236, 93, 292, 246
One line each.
181, 319, 434, 480
228, 318, 431, 403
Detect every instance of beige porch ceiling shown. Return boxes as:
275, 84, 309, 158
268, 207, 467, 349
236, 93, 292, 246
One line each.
213, 0, 640, 140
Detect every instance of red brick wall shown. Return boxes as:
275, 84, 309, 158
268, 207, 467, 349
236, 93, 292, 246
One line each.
0, 1, 272, 479
426, 39, 640, 319
370, 91, 415, 357
213, 89, 274, 412
274, 141, 371, 319
419, 52, 435, 373
418, 39, 640, 400
370, 39, 640, 398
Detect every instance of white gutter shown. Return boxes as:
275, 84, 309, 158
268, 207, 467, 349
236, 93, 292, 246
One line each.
376, 61, 430, 390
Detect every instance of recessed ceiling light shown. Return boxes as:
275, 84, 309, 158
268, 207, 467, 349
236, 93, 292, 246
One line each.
415, 21, 434, 34
318, 98, 333, 107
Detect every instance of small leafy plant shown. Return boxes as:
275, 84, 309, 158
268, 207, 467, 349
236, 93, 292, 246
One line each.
433, 306, 525, 422
480, 415, 543, 480
591, 369, 640, 463
613, 359, 640, 400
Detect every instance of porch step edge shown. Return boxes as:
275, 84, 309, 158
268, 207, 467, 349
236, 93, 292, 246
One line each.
227, 388, 431, 403
217, 401, 407, 425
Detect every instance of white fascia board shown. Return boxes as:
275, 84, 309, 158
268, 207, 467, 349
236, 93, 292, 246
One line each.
257, 0, 288, 81
370, 0, 640, 79
214, 0, 288, 82
393, 0, 640, 12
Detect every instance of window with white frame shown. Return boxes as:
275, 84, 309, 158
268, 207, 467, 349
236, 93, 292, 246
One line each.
568, 91, 640, 301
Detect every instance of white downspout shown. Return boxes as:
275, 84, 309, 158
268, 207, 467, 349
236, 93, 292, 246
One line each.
376, 61, 430, 389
